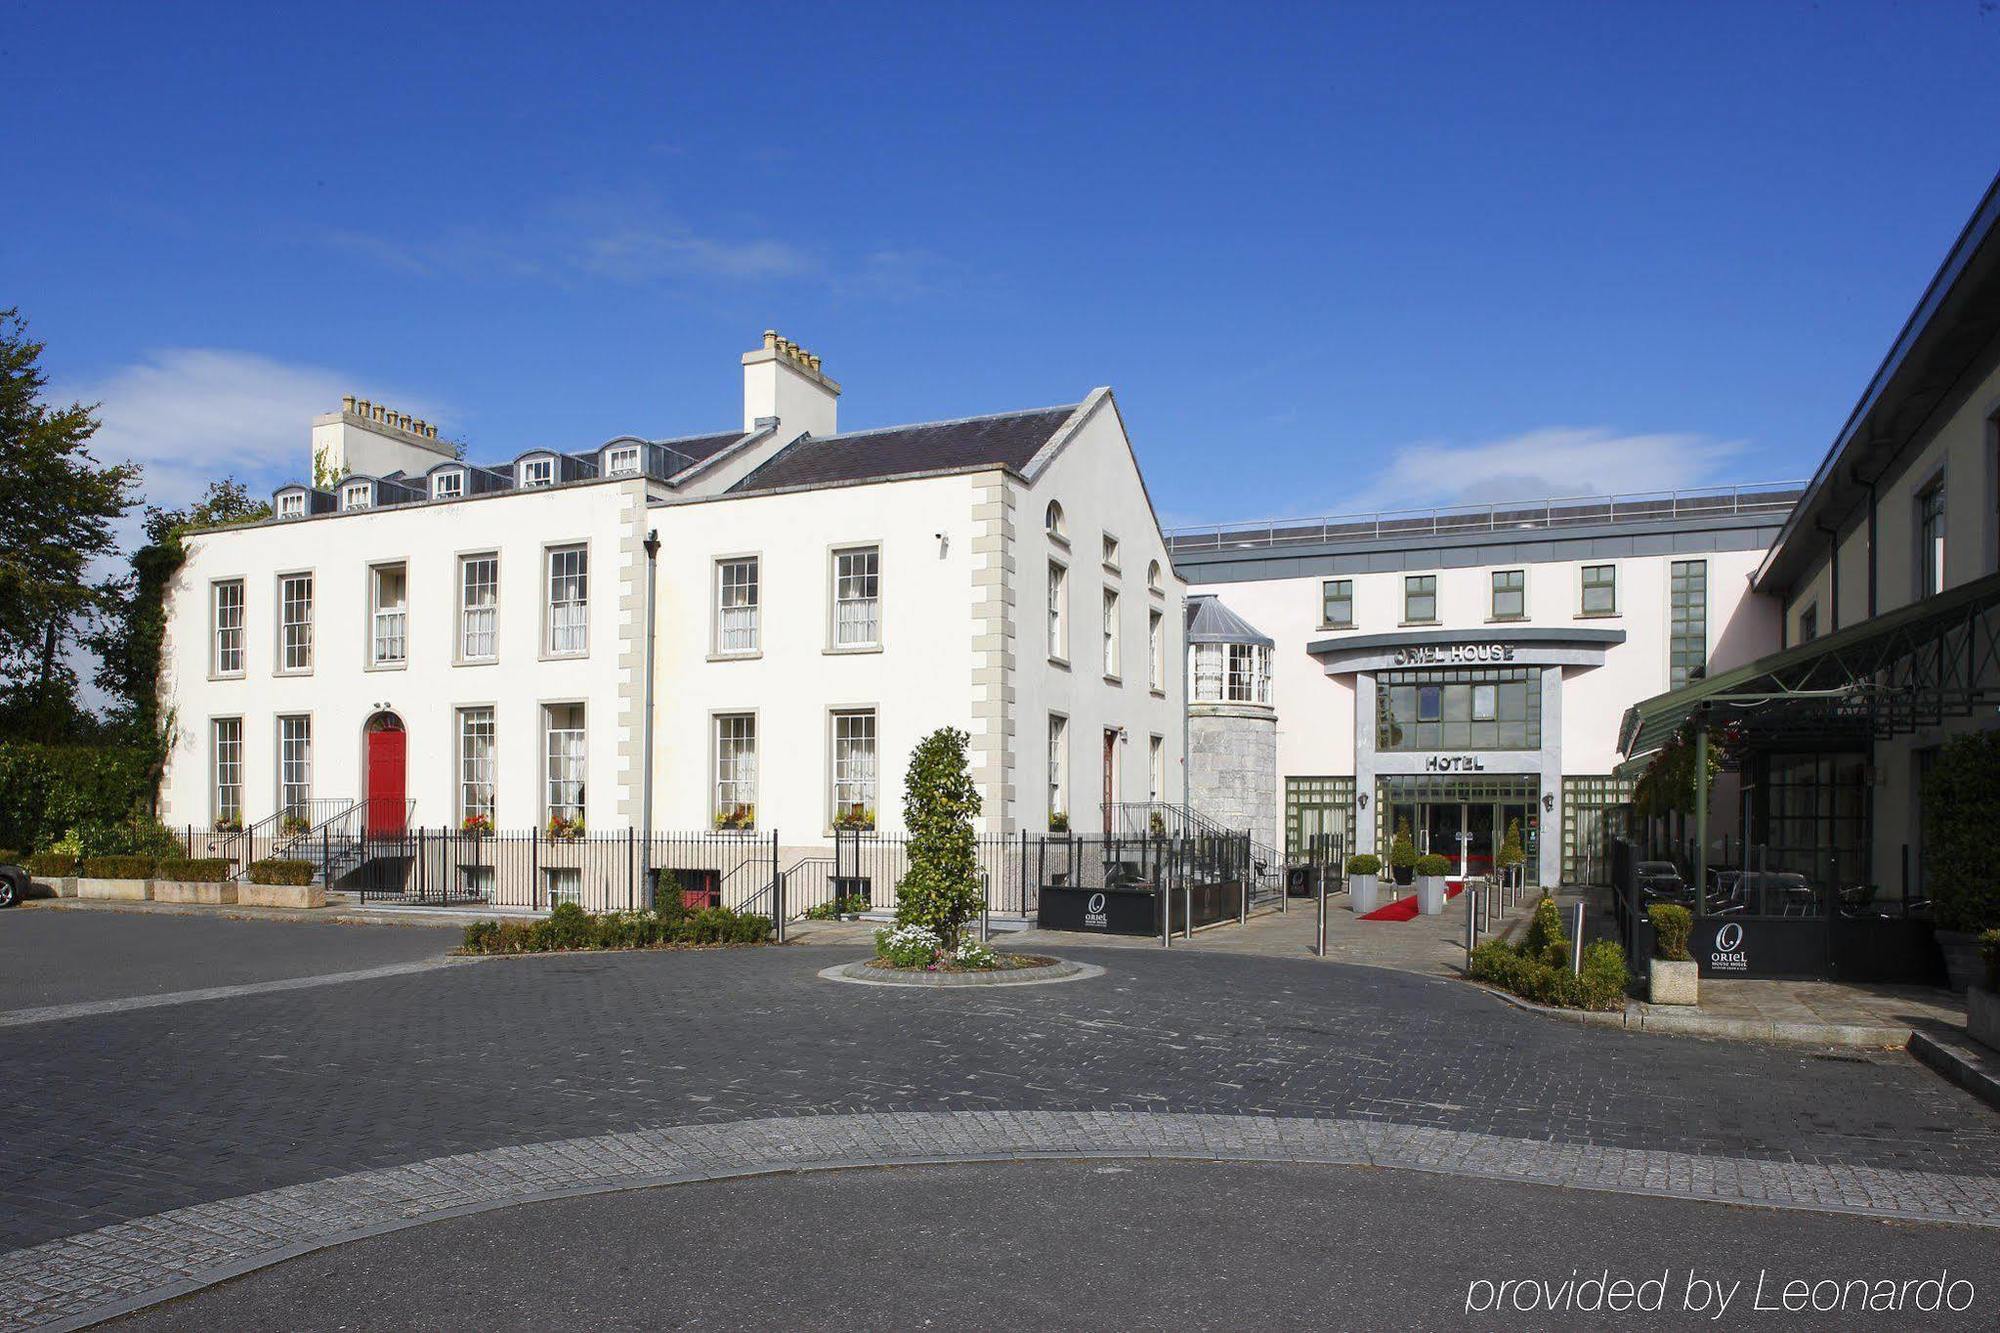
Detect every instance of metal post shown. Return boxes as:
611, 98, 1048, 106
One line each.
1465, 886, 1478, 955
981, 871, 990, 943
1570, 901, 1585, 975
1692, 715, 1710, 912
775, 868, 787, 943
1183, 878, 1193, 940
1316, 872, 1328, 957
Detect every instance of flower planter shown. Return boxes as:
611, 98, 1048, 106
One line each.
1936, 930, 1987, 994
77, 877, 152, 902
1416, 875, 1447, 915
153, 879, 239, 906
239, 883, 326, 909
1969, 985, 2000, 1054
1349, 875, 1382, 915
1649, 958, 1699, 1005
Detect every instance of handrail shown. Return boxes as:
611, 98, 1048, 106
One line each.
1165, 482, 1807, 553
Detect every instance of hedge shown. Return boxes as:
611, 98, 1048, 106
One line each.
1649, 904, 1692, 961
1345, 853, 1381, 877
0, 741, 159, 854
81, 855, 157, 880
26, 852, 75, 878
1922, 731, 2000, 932
248, 859, 314, 886
461, 900, 773, 954
1414, 853, 1451, 878
154, 858, 234, 883
1470, 937, 1628, 1011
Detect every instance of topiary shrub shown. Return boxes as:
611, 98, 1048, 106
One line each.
27, 850, 77, 878
542, 900, 594, 949
247, 858, 313, 886
1345, 853, 1381, 877
154, 858, 233, 883
81, 854, 156, 879
1980, 928, 1999, 992
1649, 904, 1692, 961
1414, 853, 1451, 878
1496, 818, 1525, 871
1389, 822, 1417, 871
892, 726, 984, 951
1519, 895, 1571, 968
1922, 731, 2000, 933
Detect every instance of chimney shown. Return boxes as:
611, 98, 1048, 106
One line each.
741, 329, 840, 437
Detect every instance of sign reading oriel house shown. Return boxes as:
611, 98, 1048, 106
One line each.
1392, 642, 1516, 667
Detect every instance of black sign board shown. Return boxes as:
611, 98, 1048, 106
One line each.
1695, 915, 1828, 980
1038, 884, 1159, 935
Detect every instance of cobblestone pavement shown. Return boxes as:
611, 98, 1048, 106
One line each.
5, 936, 1995, 1253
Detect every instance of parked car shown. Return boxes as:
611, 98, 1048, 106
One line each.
1633, 860, 1689, 903
0, 862, 26, 909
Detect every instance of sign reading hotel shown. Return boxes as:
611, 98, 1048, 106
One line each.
1393, 642, 1517, 666
1424, 755, 1488, 772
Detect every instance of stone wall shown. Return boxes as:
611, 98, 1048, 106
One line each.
1188, 706, 1277, 850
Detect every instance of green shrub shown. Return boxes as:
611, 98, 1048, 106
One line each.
1922, 731, 2000, 932
26, 850, 77, 878
1469, 934, 1628, 1012
1579, 940, 1629, 1007
153, 858, 233, 883
1496, 818, 1526, 870
82, 854, 156, 879
0, 849, 17, 866
463, 920, 500, 953
1414, 853, 1451, 878
1388, 821, 1417, 871
457, 900, 772, 954
1649, 904, 1692, 961
247, 858, 313, 886
1345, 853, 1381, 877
72, 817, 187, 862
0, 741, 159, 854
1519, 895, 1570, 968
892, 726, 984, 950
1980, 928, 2000, 992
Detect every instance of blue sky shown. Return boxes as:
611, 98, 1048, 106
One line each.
7, 1, 1999, 532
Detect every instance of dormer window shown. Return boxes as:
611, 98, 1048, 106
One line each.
521, 457, 555, 488
276, 491, 306, 519
604, 444, 642, 477
342, 480, 373, 511
432, 470, 464, 500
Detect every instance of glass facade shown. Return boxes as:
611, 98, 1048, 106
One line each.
1285, 776, 1354, 863
1669, 559, 1707, 688
1760, 753, 1869, 895
1376, 668, 1540, 751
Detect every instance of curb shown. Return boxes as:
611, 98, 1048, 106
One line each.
1909, 1031, 2000, 1112
26, 898, 514, 930
819, 958, 1105, 987
1467, 981, 1910, 1048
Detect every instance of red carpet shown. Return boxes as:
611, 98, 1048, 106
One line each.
1359, 881, 1465, 922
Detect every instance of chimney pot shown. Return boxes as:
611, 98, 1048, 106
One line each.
342, 395, 356, 413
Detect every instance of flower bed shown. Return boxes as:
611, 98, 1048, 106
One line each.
1468, 896, 1628, 1011
460, 899, 772, 954
868, 924, 1049, 973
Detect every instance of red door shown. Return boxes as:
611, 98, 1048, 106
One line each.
366, 728, 407, 836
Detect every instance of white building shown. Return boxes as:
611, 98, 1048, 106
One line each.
156, 334, 1187, 872
1170, 493, 1795, 887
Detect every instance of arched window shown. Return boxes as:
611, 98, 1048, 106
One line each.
1045, 500, 1066, 540
1147, 559, 1163, 594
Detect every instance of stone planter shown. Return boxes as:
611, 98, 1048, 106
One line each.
35, 876, 77, 899
1970, 985, 2000, 1054
1350, 875, 1382, 915
1649, 958, 1699, 1005
76, 877, 152, 902
1416, 876, 1447, 915
1936, 930, 1986, 994
239, 882, 326, 909
153, 879, 239, 906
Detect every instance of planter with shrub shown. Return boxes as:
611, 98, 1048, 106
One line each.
1346, 853, 1383, 914
1414, 852, 1451, 915
1467, 895, 1629, 1011
1969, 929, 2000, 1053
1921, 732, 2000, 992
1388, 821, 1417, 886
152, 858, 239, 906
26, 849, 79, 897
1646, 903, 1697, 1005
77, 854, 158, 902
461, 896, 773, 955
241, 858, 324, 909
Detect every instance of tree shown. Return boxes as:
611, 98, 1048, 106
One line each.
0, 307, 137, 738
1922, 730, 2000, 933
893, 726, 984, 948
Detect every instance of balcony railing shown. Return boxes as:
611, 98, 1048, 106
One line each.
1165, 482, 1806, 553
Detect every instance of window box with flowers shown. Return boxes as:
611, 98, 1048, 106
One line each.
714, 804, 756, 832
460, 814, 493, 839
213, 817, 243, 834
832, 806, 876, 833
280, 814, 311, 838
1048, 811, 1070, 834
545, 814, 585, 842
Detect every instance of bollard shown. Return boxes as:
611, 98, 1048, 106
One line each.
1465, 887, 1478, 955
1316, 873, 1328, 957
1160, 884, 1170, 949
1571, 901, 1585, 974
1183, 882, 1193, 941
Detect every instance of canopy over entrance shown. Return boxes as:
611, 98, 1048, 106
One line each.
1617, 570, 2000, 766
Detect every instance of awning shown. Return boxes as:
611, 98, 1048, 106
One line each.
1618, 571, 2000, 759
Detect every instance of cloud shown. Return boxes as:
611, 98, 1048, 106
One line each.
576, 227, 812, 282
1347, 427, 1744, 512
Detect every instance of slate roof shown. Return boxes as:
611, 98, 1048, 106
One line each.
1186, 594, 1275, 647
727, 405, 1078, 494
653, 430, 753, 470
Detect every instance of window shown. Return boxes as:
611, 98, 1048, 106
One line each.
211, 718, 242, 826
278, 714, 312, 816
459, 554, 498, 661
458, 706, 495, 824
1148, 608, 1164, 692
1322, 579, 1354, 628
1102, 532, 1120, 570
1580, 564, 1617, 616
370, 564, 407, 666
1147, 560, 1162, 594
544, 866, 581, 907
604, 444, 641, 476
212, 580, 245, 676
544, 703, 585, 824
1149, 735, 1165, 803
1669, 559, 1708, 688
1491, 570, 1525, 620
432, 470, 464, 500
546, 545, 588, 655
1045, 500, 1066, 541
1048, 714, 1068, 821
1404, 575, 1437, 623
1048, 560, 1064, 660
1102, 587, 1120, 678
1226, 643, 1271, 704
833, 546, 880, 648
714, 714, 757, 827
1917, 476, 1946, 597
276, 491, 306, 519
521, 457, 555, 488
342, 480, 372, 511
1799, 603, 1819, 644
1377, 668, 1543, 751
716, 558, 759, 654
279, 573, 313, 672
1192, 642, 1224, 701
830, 710, 877, 826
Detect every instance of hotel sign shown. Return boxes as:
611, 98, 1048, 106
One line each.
1393, 642, 1517, 666
1424, 755, 1488, 772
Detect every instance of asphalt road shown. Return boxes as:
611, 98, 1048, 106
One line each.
0, 906, 459, 1010
115, 1159, 1999, 1330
